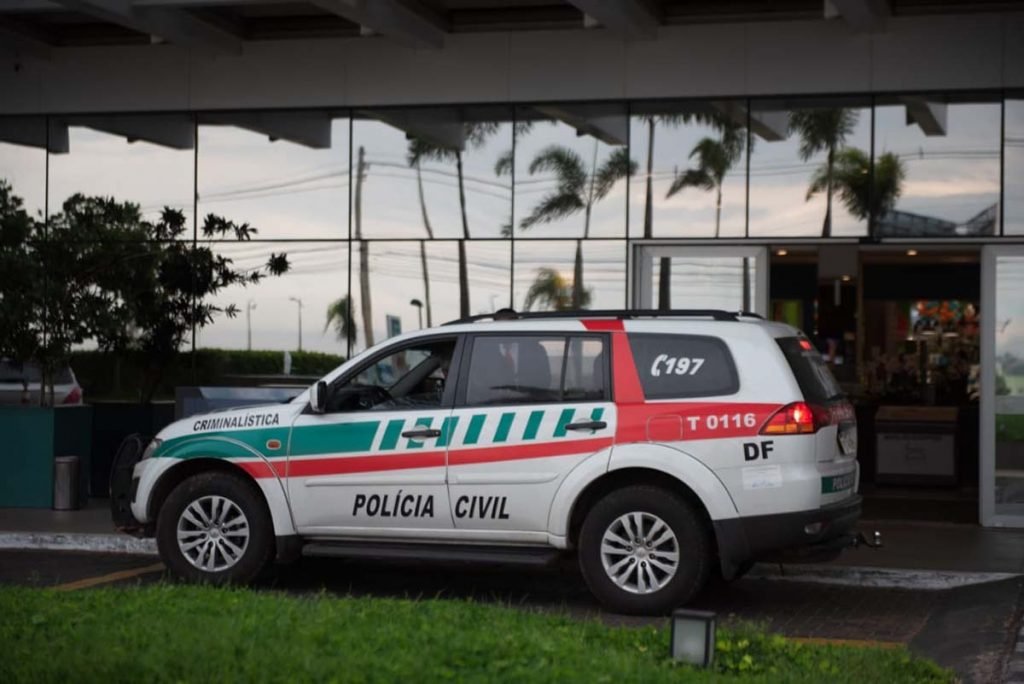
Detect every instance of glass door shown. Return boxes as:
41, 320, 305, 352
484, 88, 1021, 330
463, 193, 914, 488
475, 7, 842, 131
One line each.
982, 246, 1024, 527
630, 244, 768, 315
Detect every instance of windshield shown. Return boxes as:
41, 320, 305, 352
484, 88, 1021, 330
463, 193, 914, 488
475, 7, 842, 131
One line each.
776, 337, 842, 404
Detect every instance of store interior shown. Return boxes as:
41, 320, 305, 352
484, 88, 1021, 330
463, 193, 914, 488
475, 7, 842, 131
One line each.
770, 246, 981, 523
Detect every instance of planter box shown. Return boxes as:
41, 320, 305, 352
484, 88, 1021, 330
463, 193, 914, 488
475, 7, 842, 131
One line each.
88, 401, 175, 498
0, 405, 93, 508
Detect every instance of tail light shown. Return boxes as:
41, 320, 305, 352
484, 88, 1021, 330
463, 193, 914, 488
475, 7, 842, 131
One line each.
760, 401, 831, 435
62, 387, 82, 405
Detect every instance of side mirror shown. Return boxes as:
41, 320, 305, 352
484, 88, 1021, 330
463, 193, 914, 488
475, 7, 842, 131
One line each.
309, 380, 328, 414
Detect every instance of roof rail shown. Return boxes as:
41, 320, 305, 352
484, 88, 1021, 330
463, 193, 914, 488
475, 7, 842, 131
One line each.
444, 309, 762, 325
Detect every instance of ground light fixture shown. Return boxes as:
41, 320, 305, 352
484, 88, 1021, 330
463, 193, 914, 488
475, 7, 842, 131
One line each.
670, 609, 716, 668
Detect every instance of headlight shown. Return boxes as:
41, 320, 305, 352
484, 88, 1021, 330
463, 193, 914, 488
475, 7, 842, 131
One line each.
141, 438, 163, 460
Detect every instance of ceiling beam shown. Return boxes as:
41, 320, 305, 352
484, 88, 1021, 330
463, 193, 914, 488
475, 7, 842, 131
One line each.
309, 0, 445, 49
364, 108, 464, 151
902, 97, 948, 136
0, 117, 69, 153
824, 0, 889, 32
567, 0, 659, 39
51, 1, 240, 54
77, 113, 196, 148
531, 105, 628, 146
0, 20, 52, 60
202, 111, 335, 149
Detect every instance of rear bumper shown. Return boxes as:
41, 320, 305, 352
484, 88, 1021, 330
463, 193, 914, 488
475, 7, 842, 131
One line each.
714, 495, 862, 578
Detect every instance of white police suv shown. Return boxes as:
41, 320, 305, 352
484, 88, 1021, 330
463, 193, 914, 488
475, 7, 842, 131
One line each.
112, 309, 860, 615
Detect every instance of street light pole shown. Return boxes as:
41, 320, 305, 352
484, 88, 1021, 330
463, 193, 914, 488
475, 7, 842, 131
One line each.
410, 299, 424, 329
246, 300, 256, 351
289, 297, 303, 351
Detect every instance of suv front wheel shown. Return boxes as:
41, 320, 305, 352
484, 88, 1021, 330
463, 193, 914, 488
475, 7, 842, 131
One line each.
156, 471, 274, 584
578, 485, 711, 615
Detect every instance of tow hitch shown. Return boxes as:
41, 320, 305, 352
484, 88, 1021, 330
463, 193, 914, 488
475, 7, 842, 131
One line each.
854, 530, 883, 549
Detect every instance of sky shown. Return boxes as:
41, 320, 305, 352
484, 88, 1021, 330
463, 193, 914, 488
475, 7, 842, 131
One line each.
1, 97, 1019, 355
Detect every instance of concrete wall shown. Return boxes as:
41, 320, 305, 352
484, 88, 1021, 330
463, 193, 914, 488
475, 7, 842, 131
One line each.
1, 12, 1023, 116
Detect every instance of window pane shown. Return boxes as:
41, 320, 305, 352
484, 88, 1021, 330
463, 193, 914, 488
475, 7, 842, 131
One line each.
332, 338, 455, 412
465, 336, 564, 406
652, 256, 756, 311
514, 240, 625, 311
749, 97, 871, 238
996, 256, 1024, 517
629, 101, 747, 238
628, 333, 739, 399
48, 116, 195, 237
0, 116, 47, 218
352, 107, 512, 239
1006, 98, 1024, 235
564, 337, 607, 401
874, 96, 1000, 237
198, 112, 349, 239
513, 103, 629, 239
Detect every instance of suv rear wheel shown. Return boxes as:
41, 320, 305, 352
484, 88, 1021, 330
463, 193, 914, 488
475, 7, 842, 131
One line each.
578, 485, 711, 615
156, 471, 274, 584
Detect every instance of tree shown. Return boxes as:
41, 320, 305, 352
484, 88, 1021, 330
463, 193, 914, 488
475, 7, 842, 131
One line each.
0, 184, 290, 404
523, 267, 591, 312
407, 123, 501, 318
324, 294, 357, 350
790, 109, 860, 237
806, 148, 906, 228
665, 125, 744, 238
518, 141, 636, 309
406, 143, 435, 328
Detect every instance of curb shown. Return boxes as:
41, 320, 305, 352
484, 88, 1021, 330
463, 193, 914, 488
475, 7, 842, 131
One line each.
0, 532, 157, 556
748, 563, 1021, 591
1005, 623, 1024, 684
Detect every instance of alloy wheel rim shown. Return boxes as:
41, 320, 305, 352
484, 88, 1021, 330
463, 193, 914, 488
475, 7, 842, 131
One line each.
176, 495, 250, 572
599, 511, 680, 595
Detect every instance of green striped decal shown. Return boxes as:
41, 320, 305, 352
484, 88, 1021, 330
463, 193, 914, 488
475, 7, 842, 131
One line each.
379, 419, 405, 451
523, 410, 544, 441
406, 417, 433, 449
463, 414, 486, 445
590, 407, 605, 421
553, 408, 576, 438
493, 413, 515, 443
437, 416, 459, 447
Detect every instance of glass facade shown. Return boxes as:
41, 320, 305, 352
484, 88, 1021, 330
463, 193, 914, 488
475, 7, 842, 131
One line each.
1, 93, 1022, 369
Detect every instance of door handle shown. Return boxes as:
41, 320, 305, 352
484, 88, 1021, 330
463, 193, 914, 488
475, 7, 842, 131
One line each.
402, 428, 441, 439
565, 421, 607, 431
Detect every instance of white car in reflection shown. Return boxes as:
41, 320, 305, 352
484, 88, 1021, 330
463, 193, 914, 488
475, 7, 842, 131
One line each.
0, 360, 83, 405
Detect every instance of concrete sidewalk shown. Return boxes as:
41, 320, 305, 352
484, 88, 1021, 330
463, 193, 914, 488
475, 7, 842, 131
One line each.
0, 499, 155, 554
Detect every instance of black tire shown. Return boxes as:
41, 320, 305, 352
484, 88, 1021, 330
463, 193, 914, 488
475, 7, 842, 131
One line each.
156, 471, 275, 585
578, 485, 711, 615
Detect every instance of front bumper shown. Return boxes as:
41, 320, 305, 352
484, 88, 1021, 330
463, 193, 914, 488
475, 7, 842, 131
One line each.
714, 495, 862, 578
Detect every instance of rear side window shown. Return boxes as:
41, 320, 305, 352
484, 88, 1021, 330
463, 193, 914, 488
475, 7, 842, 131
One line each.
628, 334, 738, 399
464, 335, 608, 406
776, 337, 842, 404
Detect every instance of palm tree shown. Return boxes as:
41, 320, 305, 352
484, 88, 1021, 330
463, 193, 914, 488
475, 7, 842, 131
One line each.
324, 294, 357, 354
407, 123, 501, 318
790, 109, 859, 237
354, 145, 373, 351
519, 140, 636, 308
807, 148, 906, 231
523, 267, 592, 311
406, 142, 435, 328
665, 125, 744, 238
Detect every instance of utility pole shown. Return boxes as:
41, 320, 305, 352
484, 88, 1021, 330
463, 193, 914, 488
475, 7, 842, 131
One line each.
289, 297, 303, 351
355, 145, 375, 350
246, 299, 256, 351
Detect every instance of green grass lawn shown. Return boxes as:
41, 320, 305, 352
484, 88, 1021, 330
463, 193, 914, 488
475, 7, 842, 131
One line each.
0, 585, 951, 683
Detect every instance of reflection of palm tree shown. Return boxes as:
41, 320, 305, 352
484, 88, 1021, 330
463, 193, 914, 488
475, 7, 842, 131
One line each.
524, 267, 592, 311
665, 127, 743, 238
354, 146, 373, 351
407, 123, 500, 318
520, 141, 636, 308
405, 145, 434, 328
790, 109, 859, 237
324, 294, 357, 352
807, 148, 905, 229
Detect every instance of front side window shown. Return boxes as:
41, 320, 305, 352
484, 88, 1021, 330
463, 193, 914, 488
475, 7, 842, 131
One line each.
465, 335, 608, 406
628, 333, 738, 400
326, 338, 457, 412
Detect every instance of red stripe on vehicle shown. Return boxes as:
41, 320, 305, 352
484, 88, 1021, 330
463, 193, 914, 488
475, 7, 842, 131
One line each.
284, 451, 447, 478
616, 402, 783, 442
611, 331, 645, 403
448, 437, 613, 467
581, 319, 624, 331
